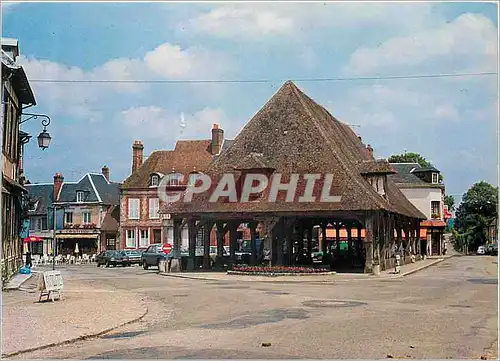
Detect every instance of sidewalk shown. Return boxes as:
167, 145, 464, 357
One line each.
159, 256, 452, 283
1, 274, 147, 357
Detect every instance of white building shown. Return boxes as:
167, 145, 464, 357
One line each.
389, 163, 446, 255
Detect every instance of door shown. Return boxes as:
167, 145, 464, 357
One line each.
153, 229, 162, 244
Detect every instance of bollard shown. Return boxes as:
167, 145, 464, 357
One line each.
372, 264, 380, 276
158, 259, 167, 273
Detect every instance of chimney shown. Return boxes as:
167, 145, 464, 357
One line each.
101, 165, 110, 182
53, 173, 64, 202
366, 144, 374, 158
211, 124, 224, 155
132, 140, 144, 174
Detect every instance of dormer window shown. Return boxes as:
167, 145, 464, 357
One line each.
432, 173, 439, 184
151, 174, 159, 187
76, 191, 84, 203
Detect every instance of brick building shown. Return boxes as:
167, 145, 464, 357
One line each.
120, 125, 233, 251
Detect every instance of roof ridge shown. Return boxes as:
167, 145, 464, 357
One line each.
87, 174, 103, 203
289, 82, 387, 210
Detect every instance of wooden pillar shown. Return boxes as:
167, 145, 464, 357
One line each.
250, 221, 258, 265
364, 215, 374, 273
286, 219, 294, 266
215, 221, 225, 268
357, 223, 362, 261
347, 223, 353, 263
396, 219, 403, 254
229, 222, 238, 263
307, 224, 313, 262
335, 223, 341, 254
203, 221, 214, 269
416, 221, 421, 255
297, 222, 304, 264
187, 219, 197, 271
276, 218, 284, 266
321, 222, 327, 254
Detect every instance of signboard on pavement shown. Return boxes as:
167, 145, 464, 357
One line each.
38, 270, 64, 302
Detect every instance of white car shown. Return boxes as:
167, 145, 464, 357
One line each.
476, 246, 486, 255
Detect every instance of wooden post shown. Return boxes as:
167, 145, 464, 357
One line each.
335, 222, 341, 254
276, 218, 285, 266
347, 223, 353, 265
364, 215, 374, 273
187, 219, 197, 271
250, 221, 258, 265
203, 221, 214, 269
229, 222, 238, 263
307, 224, 313, 262
285, 218, 294, 266
215, 221, 225, 268
396, 218, 403, 254
297, 222, 304, 264
357, 222, 362, 262
321, 222, 327, 254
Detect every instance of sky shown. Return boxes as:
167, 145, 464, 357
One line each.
2, 1, 498, 202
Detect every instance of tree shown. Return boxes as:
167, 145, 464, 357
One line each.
388, 151, 443, 181
444, 194, 455, 212
388, 152, 432, 168
454, 181, 498, 253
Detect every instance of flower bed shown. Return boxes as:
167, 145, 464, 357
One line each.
228, 265, 335, 277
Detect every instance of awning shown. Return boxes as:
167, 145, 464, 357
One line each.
24, 236, 43, 243
56, 234, 99, 239
420, 220, 447, 228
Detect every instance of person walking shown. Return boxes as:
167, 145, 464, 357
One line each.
25, 250, 32, 269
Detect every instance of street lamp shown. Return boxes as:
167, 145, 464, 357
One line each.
20, 113, 52, 150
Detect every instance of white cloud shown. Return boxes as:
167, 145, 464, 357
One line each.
180, 3, 436, 40
17, 42, 232, 122
347, 13, 498, 75
119, 106, 232, 145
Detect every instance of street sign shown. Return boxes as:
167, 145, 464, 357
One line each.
162, 243, 172, 254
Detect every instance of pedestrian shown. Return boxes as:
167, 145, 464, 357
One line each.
25, 250, 32, 269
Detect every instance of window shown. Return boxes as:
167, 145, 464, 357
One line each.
151, 175, 159, 187
76, 191, 84, 203
29, 219, 35, 231
139, 229, 149, 247
128, 198, 140, 219
126, 229, 136, 248
82, 211, 91, 224
149, 198, 159, 219
432, 173, 439, 184
65, 212, 73, 224
40, 216, 48, 230
431, 201, 440, 218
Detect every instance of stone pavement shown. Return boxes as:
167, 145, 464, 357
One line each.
159, 256, 452, 283
1, 272, 148, 357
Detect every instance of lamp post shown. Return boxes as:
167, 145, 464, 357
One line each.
20, 113, 52, 150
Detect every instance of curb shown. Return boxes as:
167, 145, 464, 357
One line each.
1, 307, 149, 358
399, 258, 446, 277
3, 273, 33, 291
226, 270, 337, 277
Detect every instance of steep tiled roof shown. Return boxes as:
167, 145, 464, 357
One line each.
122, 140, 214, 189
162, 81, 425, 219
25, 184, 53, 215
389, 163, 428, 185
57, 174, 120, 205
101, 205, 120, 232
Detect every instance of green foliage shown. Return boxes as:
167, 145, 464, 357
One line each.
454, 181, 498, 252
388, 152, 432, 167
388, 151, 444, 182
444, 194, 455, 212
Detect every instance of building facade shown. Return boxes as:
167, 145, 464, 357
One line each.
1, 38, 36, 284
120, 125, 233, 251
26, 168, 120, 258
389, 163, 447, 255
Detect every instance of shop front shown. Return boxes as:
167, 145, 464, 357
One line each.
55, 230, 100, 257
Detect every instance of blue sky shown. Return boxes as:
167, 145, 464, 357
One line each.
2, 1, 498, 202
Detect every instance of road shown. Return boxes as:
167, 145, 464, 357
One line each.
12, 256, 498, 359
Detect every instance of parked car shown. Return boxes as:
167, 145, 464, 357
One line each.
96, 250, 128, 267
476, 246, 486, 255
122, 250, 142, 265
141, 244, 167, 270
491, 244, 498, 256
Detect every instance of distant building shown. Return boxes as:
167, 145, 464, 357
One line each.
389, 163, 447, 255
120, 125, 233, 251
1, 37, 37, 284
26, 167, 120, 257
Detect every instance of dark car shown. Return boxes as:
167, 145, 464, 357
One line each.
141, 244, 167, 270
122, 250, 142, 265
96, 250, 127, 267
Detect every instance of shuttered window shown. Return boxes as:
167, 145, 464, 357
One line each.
149, 198, 159, 219
128, 198, 140, 219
